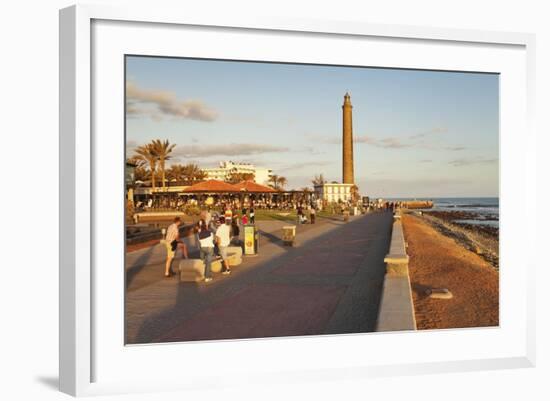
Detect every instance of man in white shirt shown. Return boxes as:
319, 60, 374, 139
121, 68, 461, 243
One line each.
164, 217, 188, 278
215, 216, 232, 275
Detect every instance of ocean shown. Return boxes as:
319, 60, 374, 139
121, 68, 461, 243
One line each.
431, 197, 499, 227
390, 197, 499, 227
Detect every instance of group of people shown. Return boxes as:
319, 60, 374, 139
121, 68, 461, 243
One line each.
195, 214, 233, 283
296, 204, 316, 224
136, 194, 322, 214
163, 207, 248, 283
363, 200, 401, 213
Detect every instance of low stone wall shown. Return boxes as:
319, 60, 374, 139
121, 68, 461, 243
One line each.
126, 222, 195, 246
134, 211, 187, 223
376, 213, 417, 332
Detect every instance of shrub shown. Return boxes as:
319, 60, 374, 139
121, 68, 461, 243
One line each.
183, 204, 201, 216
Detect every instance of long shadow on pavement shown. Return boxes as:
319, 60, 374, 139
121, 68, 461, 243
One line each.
129, 212, 393, 344
125, 246, 157, 288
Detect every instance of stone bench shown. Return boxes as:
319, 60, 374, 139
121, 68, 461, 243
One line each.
179, 246, 243, 282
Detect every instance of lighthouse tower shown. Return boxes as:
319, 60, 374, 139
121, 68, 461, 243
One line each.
342, 92, 355, 184
313, 93, 358, 204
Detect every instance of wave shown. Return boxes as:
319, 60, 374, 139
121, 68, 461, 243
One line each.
440, 204, 499, 208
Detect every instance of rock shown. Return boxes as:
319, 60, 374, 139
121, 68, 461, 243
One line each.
180, 247, 244, 279
227, 246, 243, 258
426, 288, 453, 299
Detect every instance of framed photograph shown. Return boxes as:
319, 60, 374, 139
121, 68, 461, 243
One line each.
60, 4, 536, 397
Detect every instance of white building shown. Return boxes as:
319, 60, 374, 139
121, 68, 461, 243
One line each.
203, 161, 273, 185
314, 182, 356, 203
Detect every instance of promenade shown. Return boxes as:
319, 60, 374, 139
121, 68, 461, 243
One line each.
125, 212, 393, 344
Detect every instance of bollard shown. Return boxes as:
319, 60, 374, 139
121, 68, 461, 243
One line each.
282, 225, 296, 246
343, 210, 350, 222
243, 224, 259, 255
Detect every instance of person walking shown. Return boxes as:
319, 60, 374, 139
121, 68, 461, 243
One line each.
310, 206, 316, 224
215, 216, 232, 275
164, 217, 188, 278
249, 207, 255, 224
230, 217, 244, 253
224, 206, 233, 222
197, 219, 214, 283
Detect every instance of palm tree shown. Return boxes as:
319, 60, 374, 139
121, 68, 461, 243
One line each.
151, 139, 176, 192
276, 176, 287, 189
126, 156, 150, 182
227, 172, 255, 184
167, 164, 186, 182
134, 144, 158, 191
127, 156, 146, 169
167, 163, 207, 185
269, 174, 279, 189
350, 184, 360, 202
183, 163, 206, 184
311, 174, 326, 186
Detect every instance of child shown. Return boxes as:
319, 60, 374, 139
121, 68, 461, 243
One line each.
242, 214, 248, 225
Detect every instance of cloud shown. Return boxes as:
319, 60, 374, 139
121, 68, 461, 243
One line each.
279, 160, 333, 171
376, 137, 412, 149
170, 143, 289, 159
408, 127, 448, 140
355, 176, 495, 198
126, 81, 218, 122
322, 135, 411, 148
445, 146, 467, 151
353, 136, 412, 148
449, 157, 497, 167
419, 159, 433, 163
316, 126, 452, 150
126, 139, 138, 154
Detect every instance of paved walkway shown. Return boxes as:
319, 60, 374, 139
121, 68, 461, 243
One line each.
125, 212, 394, 344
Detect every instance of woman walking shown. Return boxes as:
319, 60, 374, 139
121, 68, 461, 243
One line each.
197, 219, 214, 283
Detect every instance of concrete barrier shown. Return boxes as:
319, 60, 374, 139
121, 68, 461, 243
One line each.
376, 214, 417, 332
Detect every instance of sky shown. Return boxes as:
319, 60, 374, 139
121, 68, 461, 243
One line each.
126, 56, 499, 198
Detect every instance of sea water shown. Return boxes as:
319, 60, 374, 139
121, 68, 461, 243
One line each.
389, 197, 499, 227
432, 197, 499, 227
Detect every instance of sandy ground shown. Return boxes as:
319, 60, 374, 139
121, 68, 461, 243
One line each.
402, 214, 499, 330
420, 211, 499, 270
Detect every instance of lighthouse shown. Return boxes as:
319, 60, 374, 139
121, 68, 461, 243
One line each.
342, 92, 355, 184
313, 92, 358, 204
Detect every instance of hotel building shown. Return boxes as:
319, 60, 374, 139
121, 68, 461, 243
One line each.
203, 161, 273, 186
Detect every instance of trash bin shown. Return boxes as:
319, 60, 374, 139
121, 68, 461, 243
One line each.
282, 225, 296, 246
343, 210, 350, 222
243, 224, 259, 255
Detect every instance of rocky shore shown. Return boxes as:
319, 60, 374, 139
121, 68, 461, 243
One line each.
416, 210, 499, 270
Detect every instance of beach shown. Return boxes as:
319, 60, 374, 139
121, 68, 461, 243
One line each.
402, 213, 499, 330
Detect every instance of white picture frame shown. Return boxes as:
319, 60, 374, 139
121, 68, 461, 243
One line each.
59, 4, 536, 397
